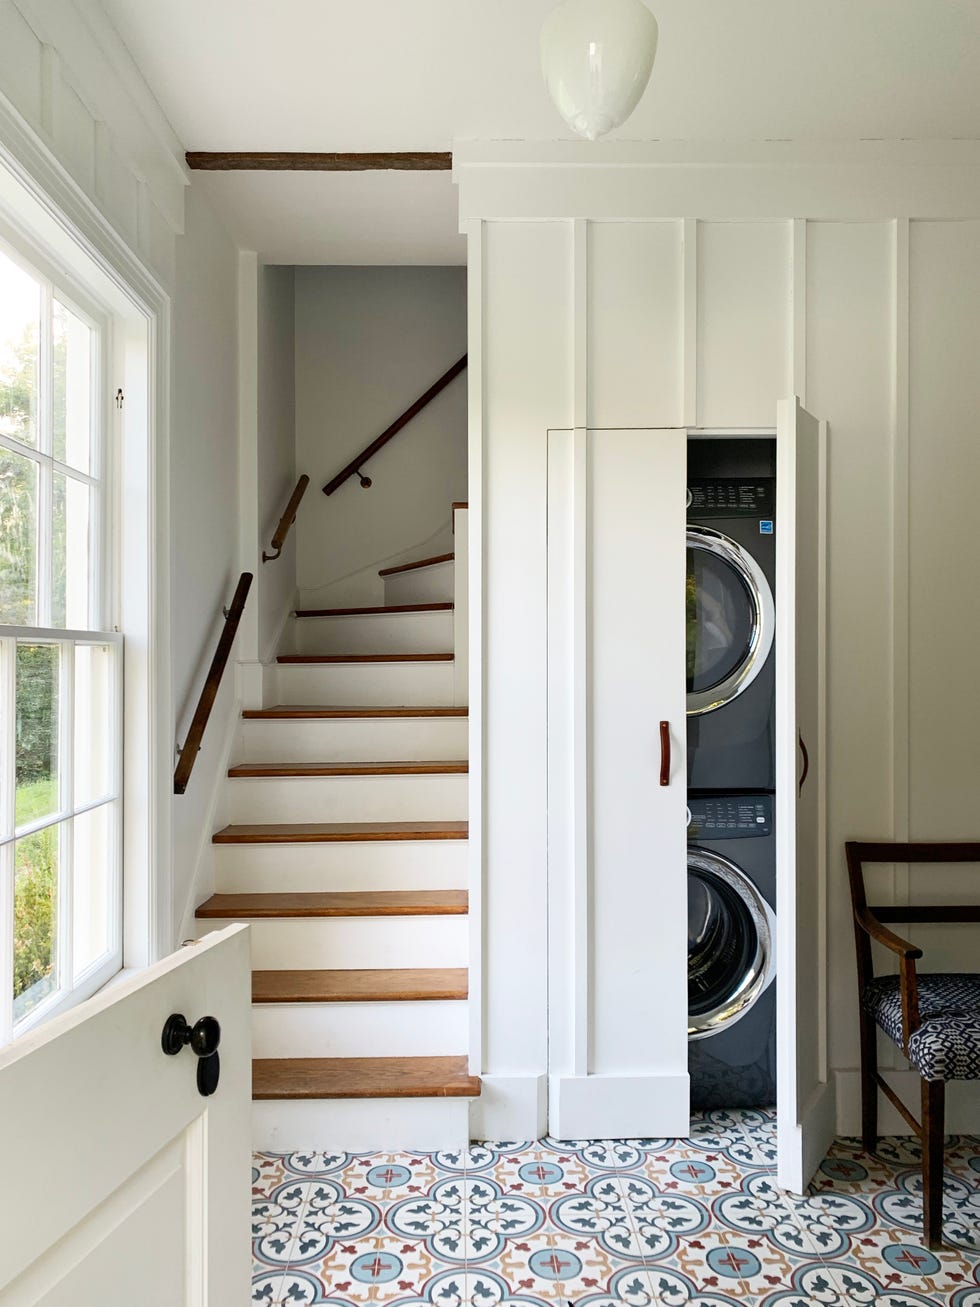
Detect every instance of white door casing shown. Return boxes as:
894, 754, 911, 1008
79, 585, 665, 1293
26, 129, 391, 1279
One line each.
548, 427, 689, 1138
0, 926, 251, 1306
775, 396, 835, 1192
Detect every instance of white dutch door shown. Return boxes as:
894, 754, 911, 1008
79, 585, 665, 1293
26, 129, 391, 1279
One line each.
0, 925, 251, 1306
775, 397, 834, 1192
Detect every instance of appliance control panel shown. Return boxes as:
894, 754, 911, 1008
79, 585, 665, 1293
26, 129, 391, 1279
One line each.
687, 478, 775, 518
687, 794, 773, 840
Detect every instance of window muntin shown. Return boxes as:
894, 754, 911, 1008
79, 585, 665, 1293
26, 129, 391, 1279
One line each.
0, 236, 120, 1044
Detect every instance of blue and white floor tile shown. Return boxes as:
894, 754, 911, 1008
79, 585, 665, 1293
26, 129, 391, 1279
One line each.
252, 1112, 980, 1306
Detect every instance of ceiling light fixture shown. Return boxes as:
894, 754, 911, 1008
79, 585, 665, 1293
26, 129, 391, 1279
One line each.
540, 0, 659, 141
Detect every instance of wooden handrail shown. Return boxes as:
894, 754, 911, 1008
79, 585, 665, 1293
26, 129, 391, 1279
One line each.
263, 474, 309, 562
322, 354, 467, 496
174, 572, 253, 795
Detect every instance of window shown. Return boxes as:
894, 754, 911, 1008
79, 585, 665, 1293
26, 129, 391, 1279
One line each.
0, 237, 120, 1043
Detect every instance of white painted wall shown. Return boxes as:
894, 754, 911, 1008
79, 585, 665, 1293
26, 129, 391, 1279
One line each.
294, 266, 467, 609
170, 183, 241, 942
458, 148, 980, 1138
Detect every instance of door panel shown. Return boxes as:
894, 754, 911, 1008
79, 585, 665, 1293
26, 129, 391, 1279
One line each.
548, 428, 689, 1138
775, 397, 834, 1192
0, 926, 251, 1305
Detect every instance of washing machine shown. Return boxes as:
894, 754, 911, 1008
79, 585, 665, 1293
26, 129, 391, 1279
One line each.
687, 791, 777, 1110
687, 438, 776, 790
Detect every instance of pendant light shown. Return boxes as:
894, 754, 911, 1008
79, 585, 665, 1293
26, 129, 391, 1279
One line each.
540, 0, 659, 141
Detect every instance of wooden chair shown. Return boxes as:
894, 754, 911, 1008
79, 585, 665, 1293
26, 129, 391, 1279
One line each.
845, 841, 980, 1249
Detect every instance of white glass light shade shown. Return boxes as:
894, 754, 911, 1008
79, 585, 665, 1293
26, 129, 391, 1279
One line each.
540, 0, 659, 141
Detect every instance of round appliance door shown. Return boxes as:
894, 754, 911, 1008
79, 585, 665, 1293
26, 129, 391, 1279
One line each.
688, 847, 776, 1041
686, 526, 774, 716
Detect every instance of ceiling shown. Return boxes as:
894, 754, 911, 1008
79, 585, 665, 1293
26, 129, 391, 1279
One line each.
102, 0, 980, 265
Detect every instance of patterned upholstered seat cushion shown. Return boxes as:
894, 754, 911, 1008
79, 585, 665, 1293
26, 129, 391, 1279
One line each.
862, 973, 980, 1081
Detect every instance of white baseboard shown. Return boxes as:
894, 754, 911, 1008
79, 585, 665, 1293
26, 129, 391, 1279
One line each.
469, 1074, 548, 1142
777, 1079, 836, 1194
834, 1068, 980, 1136
252, 1097, 472, 1153
549, 1073, 689, 1141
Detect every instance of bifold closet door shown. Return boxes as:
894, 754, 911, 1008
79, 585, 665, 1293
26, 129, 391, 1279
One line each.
547, 427, 689, 1139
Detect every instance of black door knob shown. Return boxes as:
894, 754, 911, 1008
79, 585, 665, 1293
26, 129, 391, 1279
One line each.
161, 1013, 222, 1096
162, 1013, 221, 1057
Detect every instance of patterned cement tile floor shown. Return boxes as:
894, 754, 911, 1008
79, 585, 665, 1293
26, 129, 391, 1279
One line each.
251, 1109, 980, 1306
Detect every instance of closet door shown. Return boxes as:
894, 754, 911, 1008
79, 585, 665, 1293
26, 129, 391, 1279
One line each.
548, 427, 689, 1138
775, 397, 833, 1192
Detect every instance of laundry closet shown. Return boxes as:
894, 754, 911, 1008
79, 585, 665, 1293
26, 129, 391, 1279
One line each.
457, 146, 838, 1192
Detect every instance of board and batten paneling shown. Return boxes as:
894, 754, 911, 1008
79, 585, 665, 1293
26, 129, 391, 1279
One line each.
472, 221, 572, 1138
909, 220, 980, 842
586, 221, 684, 428
804, 222, 898, 1078
697, 221, 792, 427
474, 207, 980, 1138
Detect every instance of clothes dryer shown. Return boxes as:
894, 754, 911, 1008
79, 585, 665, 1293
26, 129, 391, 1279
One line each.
687, 792, 776, 1110
686, 465, 776, 790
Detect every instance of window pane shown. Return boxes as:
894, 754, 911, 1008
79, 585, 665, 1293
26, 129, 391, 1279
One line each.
73, 803, 112, 979
0, 247, 39, 449
15, 643, 60, 827
53, 300, 93, 473
51, 473, 91, 628
74, 643, 113, 805
0, 445, 38, 624
13, 824, 60, 1021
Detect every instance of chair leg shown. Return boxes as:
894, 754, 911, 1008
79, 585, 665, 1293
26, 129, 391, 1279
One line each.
921, 1078, 946, 1250
858, 1008, 878, 1154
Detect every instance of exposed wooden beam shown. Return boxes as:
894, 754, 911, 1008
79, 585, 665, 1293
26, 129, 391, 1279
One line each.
185, 151, 452, 172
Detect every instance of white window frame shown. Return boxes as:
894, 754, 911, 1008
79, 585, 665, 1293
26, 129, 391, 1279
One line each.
0, 227, 123, 1043
0, 95, 174, 1030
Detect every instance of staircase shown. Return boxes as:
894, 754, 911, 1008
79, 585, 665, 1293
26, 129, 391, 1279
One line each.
195, 515, 479, 1151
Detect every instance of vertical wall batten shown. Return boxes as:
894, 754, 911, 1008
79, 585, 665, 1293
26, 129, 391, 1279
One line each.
466, 219, 486, 1077
683, 218, 698, 426
573, 220, 588, 429
571, 427, 591, 1075
891, 218, 911, 856
791, 219, 807, 404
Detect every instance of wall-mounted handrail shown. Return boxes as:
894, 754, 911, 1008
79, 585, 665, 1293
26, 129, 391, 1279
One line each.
322, 354, 467, 496
263, 474, 310, 562
174, 572, 253, 795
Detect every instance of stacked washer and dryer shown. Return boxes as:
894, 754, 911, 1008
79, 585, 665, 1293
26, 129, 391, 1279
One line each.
686, 438, 778, 1109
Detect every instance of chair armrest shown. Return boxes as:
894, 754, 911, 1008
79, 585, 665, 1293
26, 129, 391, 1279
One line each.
854, 906, 923, 960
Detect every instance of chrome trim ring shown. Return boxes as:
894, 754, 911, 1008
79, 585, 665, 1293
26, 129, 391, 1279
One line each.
687, 847, 776, 1041
686, 525, 775, 716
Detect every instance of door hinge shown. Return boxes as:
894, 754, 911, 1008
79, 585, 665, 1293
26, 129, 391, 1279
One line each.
115, 388, 124, 410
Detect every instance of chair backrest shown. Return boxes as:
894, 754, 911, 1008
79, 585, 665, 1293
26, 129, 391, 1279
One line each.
845, 841, 980, 992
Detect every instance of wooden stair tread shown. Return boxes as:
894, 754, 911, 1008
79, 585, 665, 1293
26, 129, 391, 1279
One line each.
213, 821, 468, 844
295, 602, 452, 617
228, 760, 468, 777
252, 967, 469, 1003
243, 705, 467, 719
276, 652, 453, 663
379, 552, 454, 578
197, 889, 468, 918
452, 501, 468, 512
253, 1055, 480, 1100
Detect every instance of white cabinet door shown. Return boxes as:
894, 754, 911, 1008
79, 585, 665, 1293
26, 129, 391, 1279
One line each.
775, 397, 834, 1192
548, 427, 689, 1138
0, 925, 251, 1306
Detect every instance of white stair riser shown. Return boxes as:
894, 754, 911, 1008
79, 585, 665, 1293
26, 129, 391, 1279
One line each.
383, 562, 454, 607
239, 716, 468, 763
226, 775, 468, 823
276, 661, 454, 707
197, 916, 467, 969
214, 839, 468, 893
251, 1001, 468, 1059
252, 1098, 472, 1153
294, 610, 453, 655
